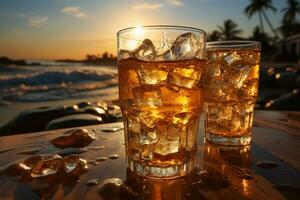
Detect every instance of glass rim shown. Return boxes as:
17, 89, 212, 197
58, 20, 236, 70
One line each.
117, 25, 206, 36
207, 40, 261, 49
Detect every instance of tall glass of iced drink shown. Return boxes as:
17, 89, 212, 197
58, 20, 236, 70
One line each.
117, 26, 206, 178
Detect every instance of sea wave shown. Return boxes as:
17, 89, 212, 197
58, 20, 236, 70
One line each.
0, 69, 116, 87
0, 65, 118, 102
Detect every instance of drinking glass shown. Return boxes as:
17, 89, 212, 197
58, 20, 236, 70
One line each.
117, 25, 206, 178
204, 41, 261, 146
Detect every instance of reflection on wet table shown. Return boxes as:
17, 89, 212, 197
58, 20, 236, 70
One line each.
0, 110, 300, 200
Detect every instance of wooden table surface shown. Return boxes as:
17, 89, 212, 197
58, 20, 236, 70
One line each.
0, 110, 299, 200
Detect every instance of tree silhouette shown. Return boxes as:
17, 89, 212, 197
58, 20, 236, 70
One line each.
282, 0, 300, 24
217, 19, 242, 40
244, 0, 278, 37
249, 26, 274, 53
279, 21, 300, 37
207, 30, 222, 41
102, 52, 109, 59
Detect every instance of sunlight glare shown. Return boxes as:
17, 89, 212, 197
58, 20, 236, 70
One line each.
133, 26, 144, 38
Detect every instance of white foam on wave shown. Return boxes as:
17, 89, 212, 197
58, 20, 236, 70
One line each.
0, 65, 118, 102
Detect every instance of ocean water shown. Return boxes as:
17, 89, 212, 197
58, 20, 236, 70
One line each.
0, 61, 118, 102
0, 61, 119, 125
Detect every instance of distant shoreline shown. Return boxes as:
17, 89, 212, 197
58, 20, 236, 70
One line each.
55, 58, 117, 66
0, 56, 117, 67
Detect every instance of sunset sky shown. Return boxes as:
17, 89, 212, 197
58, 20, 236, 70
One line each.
0, 0, 287, 60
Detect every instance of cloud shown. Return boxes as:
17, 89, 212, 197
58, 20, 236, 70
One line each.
61, 6, 87, 19
133, 3, 163, 11
28, 16, 48, 27
166, 0, 184, 6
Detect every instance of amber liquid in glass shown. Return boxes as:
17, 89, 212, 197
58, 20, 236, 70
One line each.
204, 48, 260, 145
118, 58, 205, 178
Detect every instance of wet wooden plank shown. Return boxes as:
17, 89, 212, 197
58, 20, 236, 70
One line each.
0, 111, 299, 200
254, 110, 300, 136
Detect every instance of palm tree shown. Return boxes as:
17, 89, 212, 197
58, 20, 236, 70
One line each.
279, 21, 300, 37
244, 0, 278, 37
217, 19, 242, 40
249, 26, 273, 52
207, 30, 222, 41
282, 0, 300, 24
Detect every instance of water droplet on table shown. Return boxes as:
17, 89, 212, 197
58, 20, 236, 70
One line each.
85, 146, 105, 151
109, 154, 119, 159
98, 178, 123, 199
100, 127, 123, 132
256, 160, 278, 169
51, 128, 95, 149
86, 179, 100, 186
96, 157, 108, 161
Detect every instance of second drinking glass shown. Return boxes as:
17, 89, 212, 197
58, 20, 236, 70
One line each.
204, 41, 261, 146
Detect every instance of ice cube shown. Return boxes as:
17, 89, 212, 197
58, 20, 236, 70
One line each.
171, 112, 198, 150
240, 79, 258, 97
172, 112, 195, 126
170, 32, 200, 60
119, 50, 132, 60
134, 39, 156, 61
160, 85, 202, 109
173, 65, 201, 80
205, 62, 222, 78
168, 72, 199, 89
31, 154, 62, 178
207, 102, 241, 132
63, 155, 88, 176
140, 129, 158, 145
139, 111, 165, 128
205, 79, 233, 100
137, 65, 168, 85
127, 115, 140, 140
157, 49, 173, 61
224, 52, 241, 65
226, 66, 251, 89
168, 64, 202, 89
133, 85, 163, 108
141, 144, 153, 160
154, 125, 180, 156
186, 115, 198, 150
